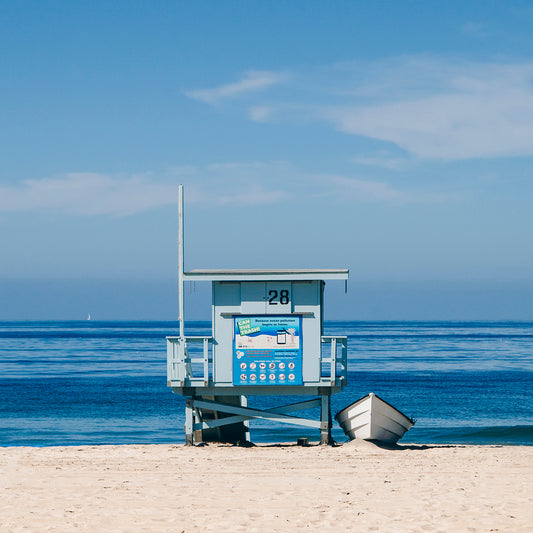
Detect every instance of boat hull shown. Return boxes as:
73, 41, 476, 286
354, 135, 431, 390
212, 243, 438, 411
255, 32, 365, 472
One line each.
335, 393, 414, 444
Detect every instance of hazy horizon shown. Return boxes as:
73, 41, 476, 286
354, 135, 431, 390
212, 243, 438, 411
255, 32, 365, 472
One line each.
2, 278, 532, 322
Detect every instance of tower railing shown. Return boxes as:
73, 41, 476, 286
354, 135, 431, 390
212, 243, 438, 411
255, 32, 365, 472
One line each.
167, 336, 213, 386
167, 335, 347, 387
321, 335, 348, 385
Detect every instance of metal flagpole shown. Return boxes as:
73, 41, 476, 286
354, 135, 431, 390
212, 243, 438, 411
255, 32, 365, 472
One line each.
178, 184, 185, 339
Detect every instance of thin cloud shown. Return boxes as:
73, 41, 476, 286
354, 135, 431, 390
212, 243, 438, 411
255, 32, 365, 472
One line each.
193, 183, 288, 206
0, 160, 448, 217
352, 151, 410, 170
199, 57, 533, 161
192, 161, 445, 204
329, 176, 408, 201
323, 86, 533, 159
0, 168, 291, 216
183, 161, 293, 205
186, 70, 287, 104
320, 60, 533, 159
323, 175, 447, 203
0, 173, 177, 216
248, 105, 274, 122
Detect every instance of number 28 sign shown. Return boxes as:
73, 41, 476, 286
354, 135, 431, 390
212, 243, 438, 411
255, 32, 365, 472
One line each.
268, 288, 290, 305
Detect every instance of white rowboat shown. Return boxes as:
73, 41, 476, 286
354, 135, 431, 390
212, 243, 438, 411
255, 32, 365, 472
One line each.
335, 393, 415, 444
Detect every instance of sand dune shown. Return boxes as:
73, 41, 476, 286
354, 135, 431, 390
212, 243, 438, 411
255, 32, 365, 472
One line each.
1, 442, 531, 532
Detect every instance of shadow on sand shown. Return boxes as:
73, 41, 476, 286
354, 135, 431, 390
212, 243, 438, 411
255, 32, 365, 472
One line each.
342, 439, 459, 451
201, 440, 459, 450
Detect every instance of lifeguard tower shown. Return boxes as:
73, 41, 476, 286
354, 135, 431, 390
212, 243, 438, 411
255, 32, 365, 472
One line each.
167, 186, 348, 445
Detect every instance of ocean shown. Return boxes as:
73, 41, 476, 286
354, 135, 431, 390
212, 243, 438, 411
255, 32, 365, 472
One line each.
1, 321, 532, 446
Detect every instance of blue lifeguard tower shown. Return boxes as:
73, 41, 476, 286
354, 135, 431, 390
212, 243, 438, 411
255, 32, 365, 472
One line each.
167, 186, 348, 445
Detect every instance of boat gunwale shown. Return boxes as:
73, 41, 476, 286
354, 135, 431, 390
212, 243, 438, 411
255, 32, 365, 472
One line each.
334, 392, 415, 426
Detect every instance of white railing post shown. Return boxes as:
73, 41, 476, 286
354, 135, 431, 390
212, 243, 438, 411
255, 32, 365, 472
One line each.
167, 340, 173, 383
342, 339, 348, 380
203, 337, 209, 386
330, 338, 336, 385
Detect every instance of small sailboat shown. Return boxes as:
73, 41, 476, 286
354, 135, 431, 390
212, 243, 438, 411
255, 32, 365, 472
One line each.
335, 393, 415, 444
87, 314, 91, 321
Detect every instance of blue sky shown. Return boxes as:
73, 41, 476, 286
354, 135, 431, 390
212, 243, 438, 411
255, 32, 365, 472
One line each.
1, 1, 533, 320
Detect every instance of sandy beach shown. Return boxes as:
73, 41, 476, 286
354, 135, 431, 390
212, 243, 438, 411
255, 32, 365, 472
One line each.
1, 442, 531, 532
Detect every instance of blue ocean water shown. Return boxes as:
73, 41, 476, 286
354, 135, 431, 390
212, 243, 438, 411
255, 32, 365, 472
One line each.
0, 321, 531, 446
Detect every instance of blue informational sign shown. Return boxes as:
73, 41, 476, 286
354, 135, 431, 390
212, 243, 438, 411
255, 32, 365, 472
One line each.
233, 316, 303, 386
